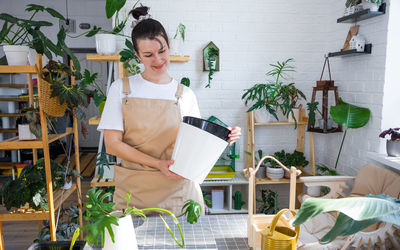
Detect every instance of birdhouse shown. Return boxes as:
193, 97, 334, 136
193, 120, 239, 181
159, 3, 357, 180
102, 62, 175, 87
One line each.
349, 34, 366, 52
203, 42, 220, 72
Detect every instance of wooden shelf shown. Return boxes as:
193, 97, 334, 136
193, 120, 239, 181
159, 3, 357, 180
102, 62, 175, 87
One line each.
86, 54, 190, 63
0, 113, 24, 117
255, 121, 307, 126
0, 128, 18, 133
0, 65, 37, 74
90, 174, 115, 187
337, 3, 386, 23
53, 184, 77, 210
0, 97, 30, 102
0, 127, 73, 150
0, 84, 36, 88
328, 44, 372, 57
307, 127, 342, 134
170, 55, 190, 62
88, 116, 100, 125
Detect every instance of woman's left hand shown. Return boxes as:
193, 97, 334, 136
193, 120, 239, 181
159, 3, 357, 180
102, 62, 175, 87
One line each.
227, 126, 241, 146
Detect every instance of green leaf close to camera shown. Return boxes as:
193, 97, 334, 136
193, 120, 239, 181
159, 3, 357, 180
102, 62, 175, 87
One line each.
330, 98, 370, 168
292, 194, 400, 243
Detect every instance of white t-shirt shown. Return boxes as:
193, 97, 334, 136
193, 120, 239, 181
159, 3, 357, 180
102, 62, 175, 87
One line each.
97, 74, 200, 132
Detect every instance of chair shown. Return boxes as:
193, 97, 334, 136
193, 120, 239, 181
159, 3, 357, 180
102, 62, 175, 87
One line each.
298, 163, 400, 249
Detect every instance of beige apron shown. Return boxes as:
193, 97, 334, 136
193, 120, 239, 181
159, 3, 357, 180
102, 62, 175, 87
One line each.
113, 77, 204, 215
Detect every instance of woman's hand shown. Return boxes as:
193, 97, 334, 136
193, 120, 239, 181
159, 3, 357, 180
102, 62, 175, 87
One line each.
227, 126, 241, 146
157, 159, 184, 179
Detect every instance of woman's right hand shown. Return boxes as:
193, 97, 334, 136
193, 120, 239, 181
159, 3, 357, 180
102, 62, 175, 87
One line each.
157, 160, 184, 179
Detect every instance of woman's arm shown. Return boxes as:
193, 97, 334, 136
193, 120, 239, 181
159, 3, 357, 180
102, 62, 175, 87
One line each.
104, 130, 183, 179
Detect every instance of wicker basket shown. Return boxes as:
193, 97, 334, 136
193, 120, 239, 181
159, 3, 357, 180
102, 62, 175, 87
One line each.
40, 80, 67, 117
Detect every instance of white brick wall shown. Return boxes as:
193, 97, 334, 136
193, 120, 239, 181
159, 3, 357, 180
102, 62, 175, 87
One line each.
1, 0, 396, 176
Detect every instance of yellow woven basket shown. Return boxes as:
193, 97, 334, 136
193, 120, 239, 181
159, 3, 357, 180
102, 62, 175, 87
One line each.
40, 80, 67, 117
261, 209, 299, 250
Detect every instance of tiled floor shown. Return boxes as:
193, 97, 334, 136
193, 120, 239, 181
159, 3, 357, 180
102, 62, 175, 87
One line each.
133, 214, 249, 250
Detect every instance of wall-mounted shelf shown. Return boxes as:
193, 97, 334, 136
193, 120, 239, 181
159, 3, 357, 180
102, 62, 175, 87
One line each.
337, 3, 386, 23
328, 44, 372, 57
86, 54, 190, 63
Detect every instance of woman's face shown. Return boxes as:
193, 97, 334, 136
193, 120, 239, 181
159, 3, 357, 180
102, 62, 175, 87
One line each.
135, 36, 170, 76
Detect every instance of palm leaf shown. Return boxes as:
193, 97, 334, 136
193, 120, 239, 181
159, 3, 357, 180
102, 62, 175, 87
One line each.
330, 98, 370, 168
292, 194, 400, 243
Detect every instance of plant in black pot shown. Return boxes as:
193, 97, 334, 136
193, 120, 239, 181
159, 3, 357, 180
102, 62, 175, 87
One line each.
379, 128, 400, 157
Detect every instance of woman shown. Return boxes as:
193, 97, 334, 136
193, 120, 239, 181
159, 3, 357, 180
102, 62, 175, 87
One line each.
98, 6, 241, 214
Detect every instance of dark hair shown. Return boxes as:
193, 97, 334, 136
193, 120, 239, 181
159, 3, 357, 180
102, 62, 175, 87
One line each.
129, 6, 169, 53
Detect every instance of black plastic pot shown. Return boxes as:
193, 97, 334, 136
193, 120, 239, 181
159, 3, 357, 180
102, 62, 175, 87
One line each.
183, 116, 230, 142
28, 241, 86, 250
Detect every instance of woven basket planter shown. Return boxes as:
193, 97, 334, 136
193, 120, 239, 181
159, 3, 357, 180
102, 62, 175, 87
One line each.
40, 80, 67, 117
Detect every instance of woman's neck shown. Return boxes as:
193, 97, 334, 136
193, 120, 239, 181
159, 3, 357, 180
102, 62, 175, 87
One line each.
141, 71, 172, 84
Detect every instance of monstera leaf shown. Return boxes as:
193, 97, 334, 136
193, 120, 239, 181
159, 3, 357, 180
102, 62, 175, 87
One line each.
330, 98, 370, 168
292, 194, 400, 243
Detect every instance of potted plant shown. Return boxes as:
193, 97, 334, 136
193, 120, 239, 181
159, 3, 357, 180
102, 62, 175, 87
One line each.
119, 39, 141, 76
0, 4, 68, 65
306, 101, 333, 130
180, 77, 190, 87
205, 47, 219, 88
256, 189, 278, 215
245, 149, 268, 179
265, 150, 308, 179
330, 98, 371, 168
379, 128, 400, 157
361, 0, 384, 11
70, 188, 201, 249
0, 158, 64, 211
344, 0, 362, 15
292, 193, 400, 244
242, 58, 306, 128
171, 23, 186, 56
57, 166, 82, 190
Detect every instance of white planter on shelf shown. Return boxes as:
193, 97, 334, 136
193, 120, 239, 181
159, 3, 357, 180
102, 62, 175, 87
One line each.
362, 0, 380, 11
287, 108, 300, 123
27, 48, 49, 66
266, 166, 284, 181
61, 180, 72, 190
3, 45, 29, 65
18, 124, 36, 140
170, 38, 184, 56
103, 212, 138, 250
254, 109, 274, 123
306, 186, 321, 197
95, 34, 117, 54
318, 118, 333, 130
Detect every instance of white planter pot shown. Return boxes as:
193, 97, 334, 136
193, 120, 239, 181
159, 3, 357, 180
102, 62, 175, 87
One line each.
95, 34, 117, 54
18, 124, 36, 140
3, 45, 29, 65
387, 140, 400, 157
115, 35, 127, 52
288, 108, 300, 123
254, 109, 274, 123
306, 186, 321, 197
27, 48, 49, 66
362, 0, 379, 11
103, 212, 138, 250
170, 38, 184, 56
266, 166, 284, 181
318, 118, 333, 130
204, 59, 216, 71
255, 165, 266, 179
61, 180, 72, 190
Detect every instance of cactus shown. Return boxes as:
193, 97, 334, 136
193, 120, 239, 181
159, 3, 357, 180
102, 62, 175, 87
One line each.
232, 191, 245, 210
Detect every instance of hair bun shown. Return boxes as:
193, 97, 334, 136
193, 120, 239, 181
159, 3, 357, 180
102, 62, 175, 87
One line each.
130, 6, 150, 20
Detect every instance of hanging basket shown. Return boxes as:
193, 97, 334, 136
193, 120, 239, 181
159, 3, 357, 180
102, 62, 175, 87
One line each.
40, 80, 67, 117
261, 209, 299, 250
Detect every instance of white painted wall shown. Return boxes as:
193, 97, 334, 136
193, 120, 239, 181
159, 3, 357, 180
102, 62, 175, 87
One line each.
1, 0, 397, 176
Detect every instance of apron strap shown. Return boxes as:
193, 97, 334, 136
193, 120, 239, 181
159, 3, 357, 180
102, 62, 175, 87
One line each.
175, 84, 184, 104
122, 77, 131, 104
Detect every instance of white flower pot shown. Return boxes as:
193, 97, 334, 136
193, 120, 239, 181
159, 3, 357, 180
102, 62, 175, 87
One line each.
103, 212, 138, 250
255, 165, 266, 179
266, 166, 284, 181
61, 180, 72, 190
204, 59, 216, 71
387, 140, 400, 157
3, 45, 29, 65
306, 186, 321, 197
318, 118, 333, 130
18, 124, 36, 140
27, 48, 49, 66
254, 109, 274, 123
288, 108, 300, 123
95, 34, 117, 54
362, 0, 379, 11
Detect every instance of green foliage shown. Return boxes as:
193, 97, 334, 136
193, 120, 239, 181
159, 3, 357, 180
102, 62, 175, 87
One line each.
292, 194, 400, 243
119, 39, 141, 75
232, 191, 245, 210
257, 189, 278, 214
72, 188, 187, 248
306, 101, 322, 128
173, 23, 186, 41
202, 192, 212, 208
181, 199, 202, 224
242, 58, 306, 128
0, 158, 65, 211
266, 149, 309, 168
245, 149, 268, 165
205, 47, 219, 88
345, 0, 361, 7
180, 77, 190, 87
96, 152, 110, 179
363, 0, 384, 6
330, 98, 371, 168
